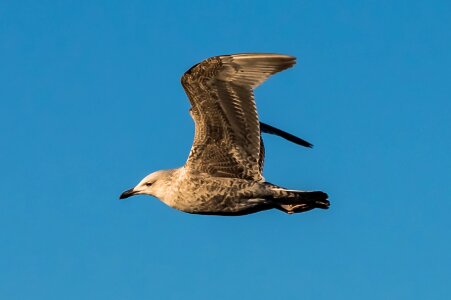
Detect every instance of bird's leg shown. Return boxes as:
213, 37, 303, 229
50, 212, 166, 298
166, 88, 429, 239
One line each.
279, 203, 314, 214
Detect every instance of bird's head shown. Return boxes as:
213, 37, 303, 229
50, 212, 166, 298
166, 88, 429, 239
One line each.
119, 170, 174, 200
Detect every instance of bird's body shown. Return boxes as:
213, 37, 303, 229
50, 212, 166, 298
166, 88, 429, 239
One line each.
120, 53, 329, 216
143, 168, 273, 215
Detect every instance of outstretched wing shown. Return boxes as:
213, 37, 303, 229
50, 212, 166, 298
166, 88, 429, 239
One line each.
181, 53, 296, 181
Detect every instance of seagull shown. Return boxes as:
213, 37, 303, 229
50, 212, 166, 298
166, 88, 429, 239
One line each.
120, 53, 329, 216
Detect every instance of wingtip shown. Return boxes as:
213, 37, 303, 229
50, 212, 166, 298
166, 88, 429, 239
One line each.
260, 122, 313, 148
227, 53, 296, 65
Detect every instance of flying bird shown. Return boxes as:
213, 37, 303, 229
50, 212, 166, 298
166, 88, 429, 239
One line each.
120, 53, 329, 215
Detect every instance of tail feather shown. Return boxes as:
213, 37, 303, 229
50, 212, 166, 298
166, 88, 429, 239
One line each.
272, 189, 330, 214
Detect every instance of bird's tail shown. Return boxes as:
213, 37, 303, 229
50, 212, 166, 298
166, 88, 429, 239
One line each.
269, 187, 330, 214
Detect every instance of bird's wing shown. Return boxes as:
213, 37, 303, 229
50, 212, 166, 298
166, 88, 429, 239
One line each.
258, 123, 312, 175
181, 53, 296, 180
260, 122, 313, 148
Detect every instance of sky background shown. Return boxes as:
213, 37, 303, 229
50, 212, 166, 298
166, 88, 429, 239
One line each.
1, 1, 450, 299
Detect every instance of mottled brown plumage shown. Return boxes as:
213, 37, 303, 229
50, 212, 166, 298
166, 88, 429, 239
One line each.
120, 53, 329, 216
181, 54, 296, 181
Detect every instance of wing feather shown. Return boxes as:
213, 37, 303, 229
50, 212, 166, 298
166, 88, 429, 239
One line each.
181, 53, 296, 180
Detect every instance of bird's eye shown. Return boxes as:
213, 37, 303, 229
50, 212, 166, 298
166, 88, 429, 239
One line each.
145, 182, 152, 186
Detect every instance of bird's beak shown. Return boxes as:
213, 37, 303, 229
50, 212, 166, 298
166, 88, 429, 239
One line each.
119, 188, 136, 200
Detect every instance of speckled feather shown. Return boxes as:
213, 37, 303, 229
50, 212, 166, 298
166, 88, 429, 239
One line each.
120, 53, 329, 216
181, 53, 296, 181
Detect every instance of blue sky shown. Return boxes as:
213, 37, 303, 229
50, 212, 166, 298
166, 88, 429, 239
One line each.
1, 1, 450, 299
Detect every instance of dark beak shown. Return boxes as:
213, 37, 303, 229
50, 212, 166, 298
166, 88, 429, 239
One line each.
119, 188, 136, 200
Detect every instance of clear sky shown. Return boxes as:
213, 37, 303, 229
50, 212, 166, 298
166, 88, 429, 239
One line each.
1, 1, 450, 299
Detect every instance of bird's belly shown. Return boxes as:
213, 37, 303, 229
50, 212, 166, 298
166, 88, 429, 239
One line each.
168, 177, 272, 215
